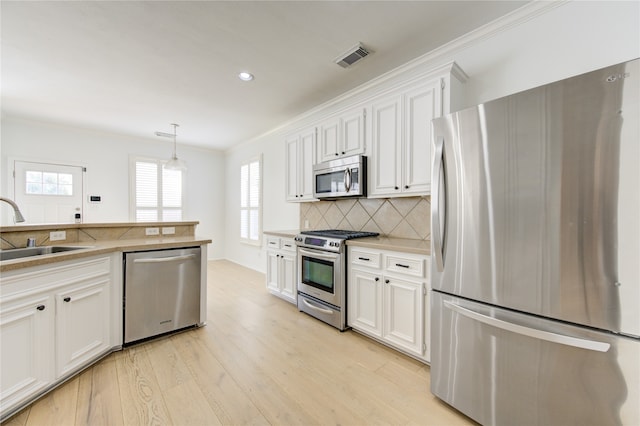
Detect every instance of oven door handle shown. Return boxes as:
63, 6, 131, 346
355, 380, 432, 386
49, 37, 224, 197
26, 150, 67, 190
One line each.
298, 247, 339, 261
302, 298, 335, 315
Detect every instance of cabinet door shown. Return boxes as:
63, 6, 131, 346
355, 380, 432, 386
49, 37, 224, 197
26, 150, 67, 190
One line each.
342, 107, 366, 157
298, 128, 316, 201
56, 280, 110, 377
285, 136, 300, 201
403, 80, 442, 195
266, 251, 280, 293
317, 117, 341, 163
369, 95, 402, 197
0, 295, 54, 414
383, 276, 424, 357
348, 269, 383, 336
280, 253, 297, 303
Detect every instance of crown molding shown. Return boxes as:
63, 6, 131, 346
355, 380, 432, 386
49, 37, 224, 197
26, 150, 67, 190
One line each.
227, 0, 568, 153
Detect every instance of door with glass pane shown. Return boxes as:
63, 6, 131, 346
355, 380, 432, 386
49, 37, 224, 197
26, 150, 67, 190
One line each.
13, 161, 84, 224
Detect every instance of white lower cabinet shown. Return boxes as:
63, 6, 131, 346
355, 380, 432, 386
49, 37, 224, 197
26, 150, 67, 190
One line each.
0, 255, 114, 419
0, 293, 55, 416
56, 278, 111, 377
265, 235, 297, 304
348, 246, 430, 362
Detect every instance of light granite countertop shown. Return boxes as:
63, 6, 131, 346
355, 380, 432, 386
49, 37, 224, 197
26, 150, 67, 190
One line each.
0, 236, 212, 273
264, 230, 430, 256
263, 230, 300, 238
346, 236, 430, 256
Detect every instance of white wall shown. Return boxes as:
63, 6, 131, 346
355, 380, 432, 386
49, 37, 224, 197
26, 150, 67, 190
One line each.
224, 129, 299, 272
224, 0, 639, 273
0, 116, 226, 259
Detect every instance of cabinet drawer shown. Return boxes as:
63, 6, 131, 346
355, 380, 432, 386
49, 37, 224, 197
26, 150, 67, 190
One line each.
350, 249, 382, 269
265, 237, 281, 250
385, 255, 424, 277
280, 238, 296, 253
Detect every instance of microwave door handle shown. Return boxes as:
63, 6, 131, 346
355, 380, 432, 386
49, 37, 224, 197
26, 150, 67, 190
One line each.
344, 168, 352, 192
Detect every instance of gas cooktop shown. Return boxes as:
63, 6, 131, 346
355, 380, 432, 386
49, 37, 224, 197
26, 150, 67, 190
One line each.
300, 229, 379, 240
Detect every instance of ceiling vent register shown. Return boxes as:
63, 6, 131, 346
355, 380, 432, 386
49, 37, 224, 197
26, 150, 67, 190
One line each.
334, 43, 371, 68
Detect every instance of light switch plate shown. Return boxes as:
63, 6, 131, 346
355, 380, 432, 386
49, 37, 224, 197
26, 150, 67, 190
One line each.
162, 227, 175, 235
145, 227, 160, 236
50, 231, 66, 241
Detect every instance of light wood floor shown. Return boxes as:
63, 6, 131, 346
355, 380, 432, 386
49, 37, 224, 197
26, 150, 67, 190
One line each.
3, 260, 475, 426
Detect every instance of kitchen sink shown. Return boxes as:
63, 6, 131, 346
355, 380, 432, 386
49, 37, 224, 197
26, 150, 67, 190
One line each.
0, 246, 94, 261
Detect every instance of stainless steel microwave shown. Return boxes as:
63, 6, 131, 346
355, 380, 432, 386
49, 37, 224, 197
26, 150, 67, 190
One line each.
313, 155, 367, 199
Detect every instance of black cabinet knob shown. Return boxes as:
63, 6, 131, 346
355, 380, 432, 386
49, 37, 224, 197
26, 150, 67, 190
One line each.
341, 151, 345, 155
63, 297, 71, 302
36, 305, 45, 311
374, 277, 379, 282
385, 279, 390, 284
405, 185, 409, 189
394, 186, 399, 190
335, 153, 339, 156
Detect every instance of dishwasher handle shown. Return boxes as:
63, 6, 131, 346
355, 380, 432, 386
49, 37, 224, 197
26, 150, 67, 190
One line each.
133, 254, 196, 264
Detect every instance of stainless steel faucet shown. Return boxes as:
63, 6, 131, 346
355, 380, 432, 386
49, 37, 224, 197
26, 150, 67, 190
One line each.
0, 197, 26, 223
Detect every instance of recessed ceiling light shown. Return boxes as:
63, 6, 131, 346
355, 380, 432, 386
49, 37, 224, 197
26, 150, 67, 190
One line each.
238, 72, 254, 81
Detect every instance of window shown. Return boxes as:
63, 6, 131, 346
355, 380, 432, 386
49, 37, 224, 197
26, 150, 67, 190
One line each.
240, 156, 261, 244
131, 158, 184, 222
25, 171, 74, 196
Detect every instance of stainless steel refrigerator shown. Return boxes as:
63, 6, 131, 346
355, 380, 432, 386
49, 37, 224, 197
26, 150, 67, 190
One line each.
430, 58, 639, 426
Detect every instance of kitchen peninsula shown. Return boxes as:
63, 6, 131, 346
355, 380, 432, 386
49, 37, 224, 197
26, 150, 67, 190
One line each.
0, 221, 211, 421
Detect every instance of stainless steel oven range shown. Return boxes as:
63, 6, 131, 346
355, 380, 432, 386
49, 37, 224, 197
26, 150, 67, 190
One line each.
294, 230, 378, 330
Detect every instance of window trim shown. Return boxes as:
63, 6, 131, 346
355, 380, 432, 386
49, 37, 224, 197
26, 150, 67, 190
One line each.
129, 156, 186, 222
239, 154, 262, 246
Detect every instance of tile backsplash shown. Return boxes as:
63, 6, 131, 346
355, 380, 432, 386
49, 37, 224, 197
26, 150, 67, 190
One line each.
300, 196, 430, 240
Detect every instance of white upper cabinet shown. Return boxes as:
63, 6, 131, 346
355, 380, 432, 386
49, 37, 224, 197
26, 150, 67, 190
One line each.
317, 106, 367, 163
369, 63, 466, 198
286, 126, 316, 202
369, 94, 403, 195
284, 62, 466, 201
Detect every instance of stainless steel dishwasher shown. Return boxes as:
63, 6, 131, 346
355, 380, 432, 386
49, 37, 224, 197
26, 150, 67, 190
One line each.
123, 246, 201, 344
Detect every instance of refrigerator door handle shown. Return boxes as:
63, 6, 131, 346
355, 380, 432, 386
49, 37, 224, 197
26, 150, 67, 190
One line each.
432, 136, 445, 272
443, 300, 611, 352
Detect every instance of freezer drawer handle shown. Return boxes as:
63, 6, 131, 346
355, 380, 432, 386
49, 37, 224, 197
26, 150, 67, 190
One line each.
443, 301, 611, 353
133, 254, 196, 264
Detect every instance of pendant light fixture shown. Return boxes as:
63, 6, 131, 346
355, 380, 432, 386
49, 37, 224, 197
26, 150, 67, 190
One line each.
155, 123, 187, 171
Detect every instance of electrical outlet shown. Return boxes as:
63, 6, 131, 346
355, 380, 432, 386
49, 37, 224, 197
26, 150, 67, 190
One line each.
50, 231, 66, 241
145, 227, 160, 236
304, 219, 310, 229
162, 227, 175, 235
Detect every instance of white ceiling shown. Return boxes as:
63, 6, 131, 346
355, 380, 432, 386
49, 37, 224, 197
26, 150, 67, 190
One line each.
1, 1, 527, 151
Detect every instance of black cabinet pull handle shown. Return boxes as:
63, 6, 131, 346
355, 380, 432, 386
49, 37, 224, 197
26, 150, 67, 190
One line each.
63, 297, 71, 302
358, 257, 370, 261
396, 263, 410, 268
36, 305, 45, 311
